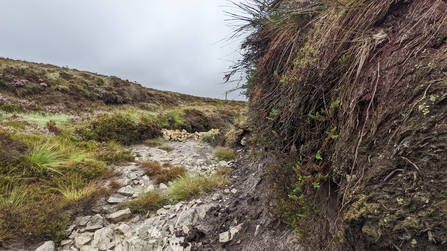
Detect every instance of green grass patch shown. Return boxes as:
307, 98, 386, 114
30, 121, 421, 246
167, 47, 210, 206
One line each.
21, 113, 72, 127
118, 191, 168, 213
96, 141, 135, 165
143, 137, 165, 147
169, 173, 229, 201
214, 146, 236, 161
19, 143, 63, 176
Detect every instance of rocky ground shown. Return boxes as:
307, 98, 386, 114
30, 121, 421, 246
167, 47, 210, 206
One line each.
29, 134, 302, 251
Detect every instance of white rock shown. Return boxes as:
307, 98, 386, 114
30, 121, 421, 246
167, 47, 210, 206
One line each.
159, 183, 168, 190
107, 194, 127, 204
168, 237, 185, 251
219, 231, 231, 243
75, 216, 92, 227
80, 246, 98, 251
117, 186, 135, 196
117, 223, 131, 235
146, 184, 155, 192
91, 227, 115, 250
74, 234, 92, 249
176, 208, 198, 228
218, 161, 229, 168
107, 208, 132, 223
35, 241, 55, 251
85, 214, 104, 231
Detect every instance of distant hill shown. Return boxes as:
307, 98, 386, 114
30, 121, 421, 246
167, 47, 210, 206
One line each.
0, 57, 244, 113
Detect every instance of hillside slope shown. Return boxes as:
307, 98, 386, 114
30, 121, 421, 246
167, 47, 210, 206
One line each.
0, 57, 243, 113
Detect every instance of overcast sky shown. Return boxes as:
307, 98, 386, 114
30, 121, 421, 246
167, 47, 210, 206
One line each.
0, 0, 247, 100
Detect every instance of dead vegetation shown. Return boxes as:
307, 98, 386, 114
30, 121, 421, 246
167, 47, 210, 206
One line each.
228, 0, 447, 250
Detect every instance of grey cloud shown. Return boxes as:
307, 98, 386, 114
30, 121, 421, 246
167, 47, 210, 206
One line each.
0, 0, 245, 100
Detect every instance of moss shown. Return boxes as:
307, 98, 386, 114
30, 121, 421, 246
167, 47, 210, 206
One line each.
361, 222, 382, 241
343, 195, 381, 222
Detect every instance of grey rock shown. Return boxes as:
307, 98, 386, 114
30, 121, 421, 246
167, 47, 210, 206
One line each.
107, 193, 127, 204
80, 246, 99, 251
176, 208, 198, 228
117, 223, 131, 235
128, 172, 139, 180
159, 183, 168, 190
86, 214, 104, 231
218, 161, 229, 168
60, 239, 72, 246
146, 184, 155, 192
218, 224, 243, 244
240, 136, 247, 146
117, 186, 135, 196
35, 241, 55, 251
107, 208, 132, 223
120, 239, 156, 251
91, 227, 115, 250
211, 193, 221, 201
75, 216, 91, 227
157, 208, 168, 215
75, 234, 92, 249
219, 231, 231, 243
168, 237, 185, 251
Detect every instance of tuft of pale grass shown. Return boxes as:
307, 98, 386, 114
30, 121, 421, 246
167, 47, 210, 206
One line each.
118, 191, 168, 213
214, 146, 236, 161
169, 174, 229, 201
56, 175, 98, 201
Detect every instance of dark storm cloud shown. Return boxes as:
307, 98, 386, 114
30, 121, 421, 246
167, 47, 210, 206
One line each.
0, 0, 245, 100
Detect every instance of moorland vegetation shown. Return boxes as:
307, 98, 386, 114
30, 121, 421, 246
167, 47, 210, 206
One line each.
0, 57, 246, 245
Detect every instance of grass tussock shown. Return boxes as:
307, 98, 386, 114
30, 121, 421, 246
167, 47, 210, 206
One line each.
143, 137, 165, 147
56, 175, 99, 201
108, 178, 122, 189
139, 161, 186, 184
214, 146, 236, 161
169, 173, 229, 201
157, 145, 174, 152
118, 191, 168, 213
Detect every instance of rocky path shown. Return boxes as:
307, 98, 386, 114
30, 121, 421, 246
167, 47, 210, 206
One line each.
34, 138, 302, 251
